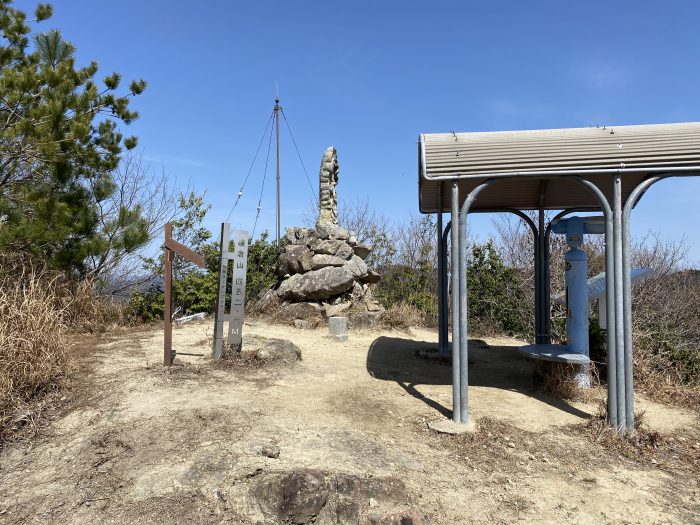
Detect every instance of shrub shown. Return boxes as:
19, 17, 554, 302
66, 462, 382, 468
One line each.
127, 284, 165, 323
633, 269, 700, 389
467, 241, 529, 336
371, 215, 438, 325
172, 271, 218, 316
375, 264, 437, 326
246, 231, 280, 303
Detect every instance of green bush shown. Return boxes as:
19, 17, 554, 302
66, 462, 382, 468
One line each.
172, 271, 218, 315
127, 284, 164, 322
375, 264, 438, 324
246, 232, 281, 302
467, 241, 529, 336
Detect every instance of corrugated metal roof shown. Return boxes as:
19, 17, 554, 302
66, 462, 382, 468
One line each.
419, 122, 700, 213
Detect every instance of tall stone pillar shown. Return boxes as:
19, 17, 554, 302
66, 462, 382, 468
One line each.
317, 146, 339, 228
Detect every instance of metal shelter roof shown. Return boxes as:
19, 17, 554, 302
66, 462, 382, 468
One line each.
419, 122, 700, 213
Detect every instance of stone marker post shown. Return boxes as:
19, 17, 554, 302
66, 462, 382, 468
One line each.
213, 225, 249, 358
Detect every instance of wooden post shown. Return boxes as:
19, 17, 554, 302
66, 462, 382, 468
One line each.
163, 222, 207, 367
164, 223, 173, 366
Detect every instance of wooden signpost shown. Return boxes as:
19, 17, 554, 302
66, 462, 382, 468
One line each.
213, 224, 249, 359
163, 223, 207, 366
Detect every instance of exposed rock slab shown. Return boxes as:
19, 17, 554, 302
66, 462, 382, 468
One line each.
323, 301, 352, 318
277, 267, 355, 301
347, 311, 383, 330
345, 255, 369, 280
276, 302, 324, 327
311, 254, 346, 269
352, 244, 372, 259
241, 335, 302, 363
362, 268, 381, 284
253, 469, 423, 525
311, 239, 353, 260
276, 245, 314, 276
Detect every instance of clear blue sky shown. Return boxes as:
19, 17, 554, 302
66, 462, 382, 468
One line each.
33, 0, 700, 263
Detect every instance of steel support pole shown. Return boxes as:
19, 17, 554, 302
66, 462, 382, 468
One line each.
565, 179, 616, 429
534, 224, 542, 344
536, 183, 547, 344
539, 227, 546, 342
621, 176, 665, 432
543, 235, 550, 343
458, 201, 469, 423
621, 212, 634, 431
456, 180, 496, 424
604, 210, 618, 429
440, 222, 451, 355
437, 184, 445, 355
612, 174, 626, 431
450, 183, 461, 421
543, 228, 551, 344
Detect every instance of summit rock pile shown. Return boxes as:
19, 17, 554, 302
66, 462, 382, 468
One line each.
254, 225, 383, 327
253, 146, 384, 328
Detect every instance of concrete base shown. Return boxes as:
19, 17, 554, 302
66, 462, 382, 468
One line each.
428, 418, 476, 434
327, 334, 348, 342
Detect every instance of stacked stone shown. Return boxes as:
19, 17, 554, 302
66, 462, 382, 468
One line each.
259, 224, 382, 327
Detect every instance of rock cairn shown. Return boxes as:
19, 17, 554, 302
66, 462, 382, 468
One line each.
258, 224, 382, 327
254, 147, 383, 328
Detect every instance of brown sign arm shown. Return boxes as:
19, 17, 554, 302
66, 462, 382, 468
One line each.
164, 238, 206, 268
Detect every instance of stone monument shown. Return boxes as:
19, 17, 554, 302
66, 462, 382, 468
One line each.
252, 147, 384, 328
317, 146, 339, 228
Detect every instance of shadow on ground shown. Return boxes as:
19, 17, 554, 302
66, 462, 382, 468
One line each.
366, 336, 591, 420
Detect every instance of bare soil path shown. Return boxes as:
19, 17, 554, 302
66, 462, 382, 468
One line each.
0, 320, 698, 524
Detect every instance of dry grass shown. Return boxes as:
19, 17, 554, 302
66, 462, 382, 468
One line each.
575, 402, 665, 459
634, 352, 700, 410
532, 361, 601, 402
213, 351, 271, 370
63, 279, 127, 333
380, 303, 425, 330
0, 262, 131, 440
573, 400, 700, 472
0, 270, 70, 439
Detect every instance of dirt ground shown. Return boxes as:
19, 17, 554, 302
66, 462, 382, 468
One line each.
1, 319, 698, 524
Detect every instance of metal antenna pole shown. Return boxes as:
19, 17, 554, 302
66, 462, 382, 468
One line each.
274, 92, 281, 246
